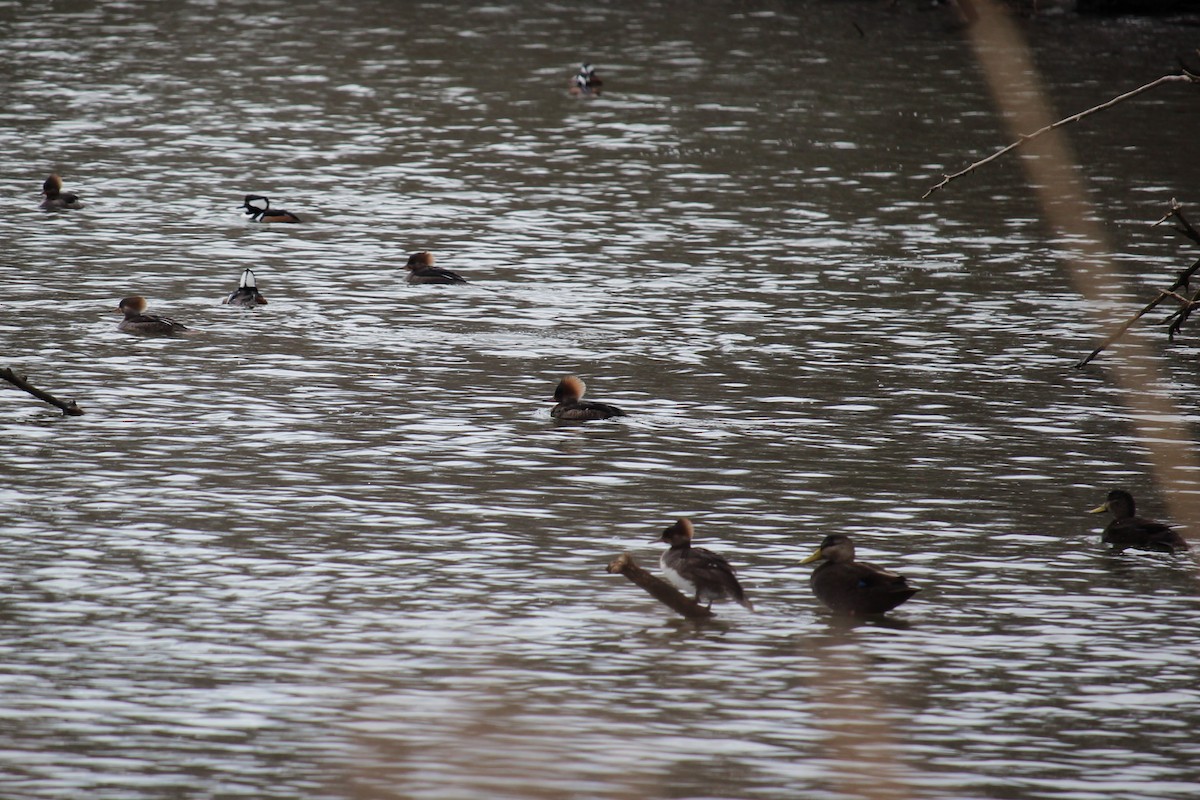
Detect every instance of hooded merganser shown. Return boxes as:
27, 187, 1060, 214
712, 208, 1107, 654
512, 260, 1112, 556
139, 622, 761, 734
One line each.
658, 518, 753, 610
40, 174, 83, 210
224, 268, 268, 307
800, 534, 918, 616
241, 194, 301, 223
1090, 489, 1189, 553
549, 375, 625, 420
404, 251, 467, 285
568, 62, 602, 96
115, 296, 189, 336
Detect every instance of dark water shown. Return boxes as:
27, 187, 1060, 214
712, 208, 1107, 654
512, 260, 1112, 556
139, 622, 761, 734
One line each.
3, 1, 1200, 798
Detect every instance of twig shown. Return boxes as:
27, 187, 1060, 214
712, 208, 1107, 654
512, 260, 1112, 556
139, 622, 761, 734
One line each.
1153, 198, 1200, 247
1076, 255, 1200, 368
1, 367, 84, 416
924, 72, 1198, 199
606, 553, 714, 621
1163, 284, 1200, 341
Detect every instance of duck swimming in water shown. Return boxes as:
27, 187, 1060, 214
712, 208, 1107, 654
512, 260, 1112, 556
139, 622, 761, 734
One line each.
550, 375, 625, 420
800, 534, 918, 616
568, 62, 602, 96
658, 518, 753, 610
241, 194, 301, 223
404, 251, 467, 285
115, 296, 189, 336
224, 269, 268, 307
1090, 489, 1189, 554
40, 174, 83, 210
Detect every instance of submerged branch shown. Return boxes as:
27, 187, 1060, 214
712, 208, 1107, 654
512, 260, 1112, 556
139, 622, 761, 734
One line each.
924, 73, 1197, 199
606, 553, 714, 621
1, 367, 84, 416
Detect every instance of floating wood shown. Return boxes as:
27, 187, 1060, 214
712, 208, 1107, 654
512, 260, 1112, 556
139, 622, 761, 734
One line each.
1, 367, 84, 416
606, 553, 714, 621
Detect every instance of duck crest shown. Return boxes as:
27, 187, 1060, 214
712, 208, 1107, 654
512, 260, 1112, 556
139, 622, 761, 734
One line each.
224, 268, 268, 306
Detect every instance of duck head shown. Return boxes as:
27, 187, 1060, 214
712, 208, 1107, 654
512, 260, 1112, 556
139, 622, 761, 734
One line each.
553, 374, 586, 403
800, 534, 855, 565
242, 194, 270, 215
405, 251, 436, 270
1091, 489, 1136, 520
115, 296, 148, 315
658, 517, 694, 547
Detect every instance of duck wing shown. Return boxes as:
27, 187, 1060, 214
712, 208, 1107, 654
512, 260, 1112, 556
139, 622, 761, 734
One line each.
140, 312, 188, 332
1105, 517, 1189, 552
686, 546, 738, 576
551, 401, 625, 420
812, 560, 917, 615
686, 546, 752, 609
409, 267, 467, 284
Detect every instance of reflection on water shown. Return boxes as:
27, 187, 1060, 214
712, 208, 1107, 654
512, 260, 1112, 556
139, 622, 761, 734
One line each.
3, 1, 1200, 798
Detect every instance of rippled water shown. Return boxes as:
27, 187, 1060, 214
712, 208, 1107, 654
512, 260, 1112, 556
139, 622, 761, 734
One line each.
4, 1, 1200, 798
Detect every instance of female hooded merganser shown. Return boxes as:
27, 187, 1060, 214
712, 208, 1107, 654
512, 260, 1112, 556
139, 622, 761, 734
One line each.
40, 174, 83, 210
658, 518, 753, 610
550, 375, 625, 420
241, 194, 301, 223
115, 296, 189, 336
404, 251, 467, 285
568, 62, 602, 96
800, 534, 918, 616
1090, 489, 1189, 553
224, 269, 268, 307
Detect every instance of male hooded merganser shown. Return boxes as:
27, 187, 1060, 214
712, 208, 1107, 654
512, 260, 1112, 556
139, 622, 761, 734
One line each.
404, 251, 467, 285
800, 534, 918, 615
1090, 489, 1189, 553
568, 62, 602, 96
241, 194, 301, 223
550, 375, 625, 420
224, 269, 268, 307
658, 518, 753, 610
40, 174, 83, 210
114, 296, 189, 336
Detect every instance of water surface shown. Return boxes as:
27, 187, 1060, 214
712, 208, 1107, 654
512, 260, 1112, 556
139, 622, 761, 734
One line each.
3, 2, 1200, 798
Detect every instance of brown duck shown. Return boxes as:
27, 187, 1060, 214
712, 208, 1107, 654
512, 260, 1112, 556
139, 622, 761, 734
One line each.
658, 518, 753, 610
550, 375, 625, 421
115, 296, 189, 336
800, 534, 917, 615
1090, 489, 1189, 554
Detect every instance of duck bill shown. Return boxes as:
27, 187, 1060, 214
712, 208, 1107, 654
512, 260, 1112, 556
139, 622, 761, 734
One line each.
799, 548, 824, 565
1089, 502, 1109, 514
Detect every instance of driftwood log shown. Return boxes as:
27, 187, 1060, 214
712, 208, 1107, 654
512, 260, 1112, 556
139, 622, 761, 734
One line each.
606, 553, 714, 621
1, 367, 84, 416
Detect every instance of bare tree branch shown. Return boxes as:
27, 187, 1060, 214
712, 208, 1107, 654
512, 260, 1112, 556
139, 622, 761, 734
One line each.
1153, 198, 1200, 246
1, 367, 84, 416
606, 553, 714, 621
924, 73, 1198, 199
